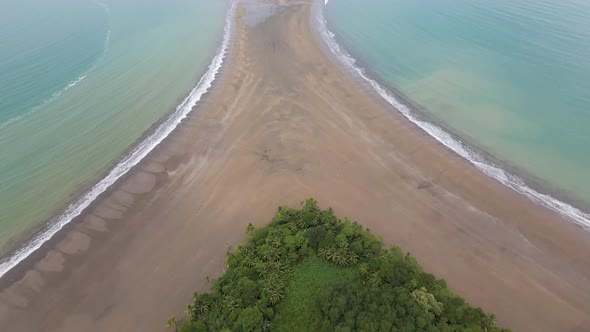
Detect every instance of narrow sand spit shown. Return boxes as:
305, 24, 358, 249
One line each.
1, 1, 590, 331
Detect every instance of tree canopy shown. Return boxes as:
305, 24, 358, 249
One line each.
175, 199, 510, 332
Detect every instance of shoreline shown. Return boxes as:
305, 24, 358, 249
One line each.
1, 1, 590, 331
3, 0, 588, 286
0, 0, 235, 279
324, 28, 590, 216
314, 1, 590, 228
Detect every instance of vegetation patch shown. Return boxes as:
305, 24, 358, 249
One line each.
272, 256, 357, 330
172, 199, 510, 332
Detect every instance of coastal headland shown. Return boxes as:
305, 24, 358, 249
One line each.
1, 1, 590, 331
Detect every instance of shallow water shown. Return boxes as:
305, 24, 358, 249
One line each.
325, 0, 590, 207
0, 0, 225, 256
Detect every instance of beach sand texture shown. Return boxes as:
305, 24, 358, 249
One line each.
1, 1, 590, 331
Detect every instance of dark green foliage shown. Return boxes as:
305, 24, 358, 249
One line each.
271, 256, 358, 330
234, 307, 264, 332
177, 199, 510, 332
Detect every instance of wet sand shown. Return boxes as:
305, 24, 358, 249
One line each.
1, 1, 590, 331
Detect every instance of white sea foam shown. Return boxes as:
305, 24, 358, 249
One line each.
48, 72, 89, 100
0, 1, 237, 278
313, 1, 590, 229
65, 75, 87, 90
104, 28, 112, 53
0, 72, 90, 129
94, 1, 112, 54
0, 3, 112, 130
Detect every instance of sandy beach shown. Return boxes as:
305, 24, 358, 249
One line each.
1, 1, 590, 331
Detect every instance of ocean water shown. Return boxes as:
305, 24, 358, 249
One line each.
324, 0, 590, 219
0, 0, 226, 260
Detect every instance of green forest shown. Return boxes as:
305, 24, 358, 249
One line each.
171, 199, 510, 332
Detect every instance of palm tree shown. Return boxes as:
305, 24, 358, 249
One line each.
225, 252, 235, 268
368, 272, 382, 287
270, 237, 283, 249
184, 304, 194, 318
166, 317, 178, 330
267, 288, 283, 305
257, 262, 271, 278
347, 252, 358, 266
196, 302, 211, 315
331, 249, 347, 266
296, 217, 309, 229
407, 279, 418, 291
242, 254, 257, 267
359, 263, 370, 278
482, 314, 497, 332
223, 295, 239, 314
191, 293, 212, 316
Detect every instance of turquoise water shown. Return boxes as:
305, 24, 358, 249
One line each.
0, 0, 226, 256
325, 0, 590, 210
